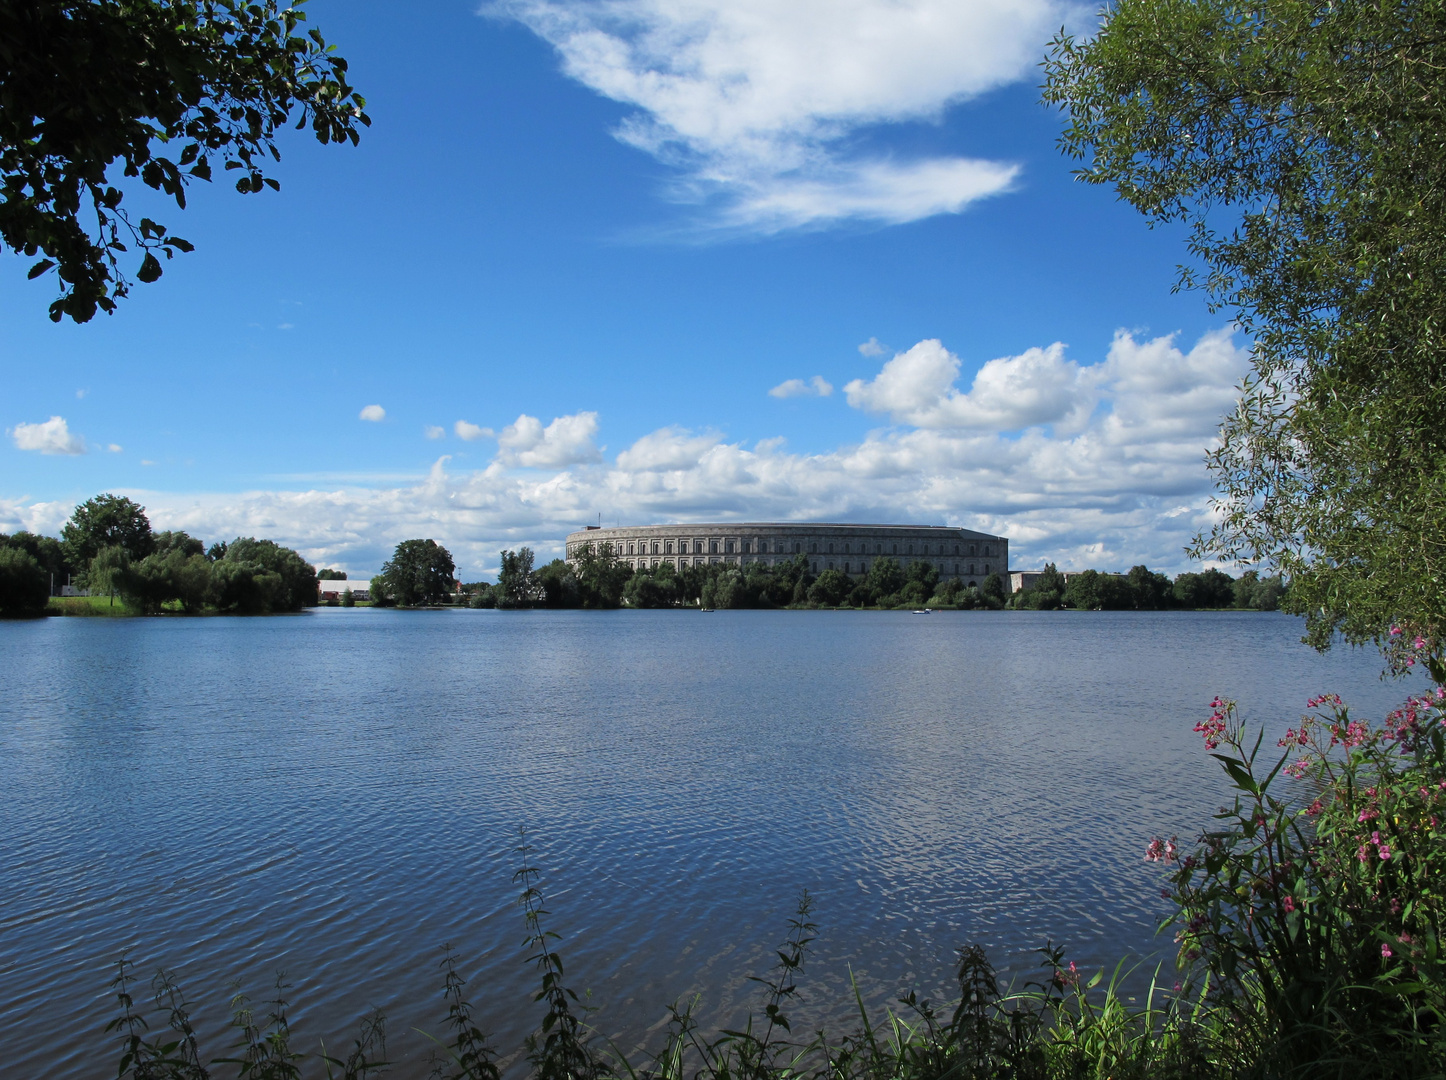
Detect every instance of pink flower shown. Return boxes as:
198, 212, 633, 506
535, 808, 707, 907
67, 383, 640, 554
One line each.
1145, 836, 1178, 864
1282, 896, 1296, 913
1382, 943, 1393, 959
1413, 636, 1427, 651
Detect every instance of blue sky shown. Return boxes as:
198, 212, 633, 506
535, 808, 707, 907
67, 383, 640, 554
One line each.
2, 0, 1243, 580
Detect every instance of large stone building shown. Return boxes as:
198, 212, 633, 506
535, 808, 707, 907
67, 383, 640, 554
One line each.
566, 522, 1008, 587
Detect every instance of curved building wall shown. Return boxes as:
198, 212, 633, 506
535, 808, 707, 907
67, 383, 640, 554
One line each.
566, 522, 1008, 586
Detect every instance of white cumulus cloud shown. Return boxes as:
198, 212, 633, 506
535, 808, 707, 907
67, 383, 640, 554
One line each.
455, 420, 493, 441
359, 404, 386, 422
495, 412, 603, 468
858, 337, 888, 357
843, 330, 1248, 437
768, 375, 833, 399
0, 329, 1250, 580
489, 0, 1073, 231
11, 416, 87, 455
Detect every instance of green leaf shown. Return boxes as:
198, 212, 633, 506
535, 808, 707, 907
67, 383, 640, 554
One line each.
27, 259, 55, 279
137, 253, 163, 283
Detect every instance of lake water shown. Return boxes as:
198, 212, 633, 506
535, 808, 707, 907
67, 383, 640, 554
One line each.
0, 609, 1421, 1077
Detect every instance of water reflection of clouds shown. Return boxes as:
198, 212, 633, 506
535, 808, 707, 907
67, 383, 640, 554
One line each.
0, 610, 1423, 1077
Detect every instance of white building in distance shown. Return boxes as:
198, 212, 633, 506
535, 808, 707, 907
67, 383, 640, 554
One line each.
567, 522, 1007, 587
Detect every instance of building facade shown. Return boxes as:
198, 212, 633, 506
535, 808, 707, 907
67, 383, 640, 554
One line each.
566, 522, 1008, 587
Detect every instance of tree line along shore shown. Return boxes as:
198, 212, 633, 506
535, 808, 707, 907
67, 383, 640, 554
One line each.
1, 494, 1286, 618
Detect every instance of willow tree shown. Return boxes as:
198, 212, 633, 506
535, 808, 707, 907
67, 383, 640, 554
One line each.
1044, 0, 1446, 650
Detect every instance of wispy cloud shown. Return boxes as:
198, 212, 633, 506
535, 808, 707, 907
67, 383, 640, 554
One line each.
768, 375, 833, 399
858, 337, 888, 357
11, 416, 87, 455
359, 404, 386, 422
424, 425, 447, 440
489, 0, 1073, 232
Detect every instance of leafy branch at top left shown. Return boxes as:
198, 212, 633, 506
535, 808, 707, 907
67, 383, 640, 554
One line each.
0, 0, 370, 323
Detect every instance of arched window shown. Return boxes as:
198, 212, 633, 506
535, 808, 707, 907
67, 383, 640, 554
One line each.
795, 542, 801, 553
828, 543, 834, 553
810, 542, 817, 553
891, 543, 898, 554
954, 544, 960, 555
710, 540, 718, 553
984, 564, 990, 574
984, 545, 991, 556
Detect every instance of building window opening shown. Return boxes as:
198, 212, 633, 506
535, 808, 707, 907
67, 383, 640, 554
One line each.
828, 543, 834, 554
725, 540, 734, 553
984, 545, 991, 556
665, 541, 673, 554
891, 543, 897, 554
984, 564, 990, 574
710, 541, 718, 553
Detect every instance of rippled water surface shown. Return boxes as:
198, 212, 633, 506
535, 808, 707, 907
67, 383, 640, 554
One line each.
0, 609, 1419, 1076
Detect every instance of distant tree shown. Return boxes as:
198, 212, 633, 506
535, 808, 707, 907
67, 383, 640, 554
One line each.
865, 556, 905, 599
807, 569, 852, 607
2, 531, 70, 589
151, 530, 205, 558
379, 539, 456, 607
6, 0, 369, 323
625, 562, 682, 608
368, 575, 392, 607
534, 558, 581, 608
0, 546, 50, 615
980, 572, 1007, 606
1232, 570, 1287, 612
1126, 565, 1173, 610
848, 582, 875, 608
495, 548, 535, 609
206, 541, 228, 562
62, 494, 153, 577
933, 577, 966, 606
124, 546, 211, 612
87, 544, 132, 607
318, 568, 347, 580
1064, 569, 1104, 610
340, 587, 355, 607
1173, 569, 1236, 610
210, 537, 317, 612
465, 582, 495, 609
1016, 564, 1066, 610
572, 543, 631, 608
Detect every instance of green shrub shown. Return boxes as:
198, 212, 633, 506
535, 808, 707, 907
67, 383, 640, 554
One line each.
0, 546, 49, 616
